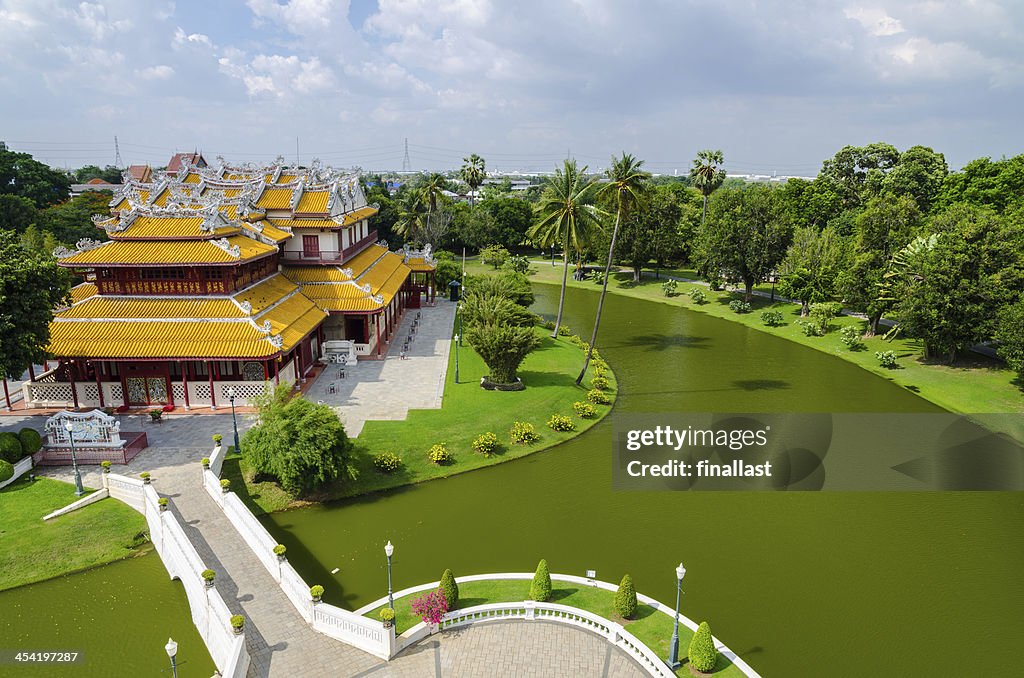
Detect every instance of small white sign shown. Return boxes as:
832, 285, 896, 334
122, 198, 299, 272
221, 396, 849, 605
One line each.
586, 569, 596, 579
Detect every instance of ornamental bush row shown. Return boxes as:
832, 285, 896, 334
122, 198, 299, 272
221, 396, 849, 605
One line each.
0, 427, 42, 464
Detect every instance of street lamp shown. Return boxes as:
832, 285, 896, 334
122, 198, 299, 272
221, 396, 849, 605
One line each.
458, 300, 464, 347
384, 541, 395, 610
227, 387, 241, 455
667, 562, 687, 669
164, 637, 178, 678
64, 420, 84, 497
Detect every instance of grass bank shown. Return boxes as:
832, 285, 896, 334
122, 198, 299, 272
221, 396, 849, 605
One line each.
364, 577, 744, 677
469, 259, 1023, 416
0, 477, 150, 591
225, 325, 617, 515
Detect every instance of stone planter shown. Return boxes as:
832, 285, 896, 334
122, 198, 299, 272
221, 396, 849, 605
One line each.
159, 505, 168, 513
232, 626, 243, 636
382, 620, 393, 629
142, 478, 151, 485
276, 554, 287, 563
204, 580, 215, 589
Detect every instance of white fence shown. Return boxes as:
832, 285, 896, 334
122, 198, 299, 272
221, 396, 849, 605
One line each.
104, 473, 251, 678
0, 455, 33, 490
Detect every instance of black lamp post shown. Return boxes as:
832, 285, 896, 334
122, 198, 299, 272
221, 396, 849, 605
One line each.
64, 420, 84, 497
384, 541, 395, 610
164, 637, 178, 678
227, 387, 241, 454
667, 562, 686, 669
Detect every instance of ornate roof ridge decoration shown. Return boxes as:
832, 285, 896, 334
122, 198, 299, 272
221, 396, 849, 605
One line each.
199, 205, 226, 232
401, 243, 435, 265
268, 334, 284, 349
92, 213, 120, 228
290, 176, 305, 210
210, 238, 242, 258
54, 238, 109, 259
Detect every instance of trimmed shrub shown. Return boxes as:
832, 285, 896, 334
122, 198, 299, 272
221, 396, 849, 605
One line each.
557, 325, 572, 336
202, 569, 216, 583
661, 279, 678, 296
149, 409, 162, 421
373, 451, 403, 473
760, 310, 784, 327
428, 443, 452, 465
840, 325, 866, 351
541, 320, 556, 331
158, 497, 169, 507
587, 389, 611, 405
310, 585, 325, 600
573, 402, 597, 419
530, 559, 552, 602
688, 288, 707, 304
273, 544, 287, 557
139, 472, 151, 482
795, 319, 821, 337
589, 270, 606, 285
101, 460, 112, 472
547, 414, 575, 432
472, 432, 499, 457
379, 607, 396, 624
230, 615, 245, 630
688, 621, 718, 673
212, 434, 223, 445
592, 358, 609, 372
876, 350, 898, 368
728, 299, 751, 314
220, 478, 231, 490
567, 334, 586, 348
590, 376, 610, 391
0, 459, 14, 483
0, 432, 24, 463
18, 428, 42, 455
510, 421, 540, 444
809, 301, 843, 334
439, 568, 459, 611
614, 574, 638, 620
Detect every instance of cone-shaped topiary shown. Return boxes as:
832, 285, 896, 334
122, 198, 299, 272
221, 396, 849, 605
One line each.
614, 574, 638, 619
688, 621, 718, 673
530, 559, 552, 602
439, 569, 459, 611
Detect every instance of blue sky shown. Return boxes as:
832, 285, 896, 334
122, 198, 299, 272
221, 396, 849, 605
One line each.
1, 0, 1021, 174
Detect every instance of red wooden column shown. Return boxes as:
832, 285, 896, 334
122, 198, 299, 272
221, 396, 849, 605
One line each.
375, 313, 382, 357
263, 361, 270, 381
27, 363, 35, 382
181, 361, 191, 410
94, 361, 105, 408
208, 361, 217, 409
273, 357, 280, 385
2, 379, 11, 410
68, 360, 80, 410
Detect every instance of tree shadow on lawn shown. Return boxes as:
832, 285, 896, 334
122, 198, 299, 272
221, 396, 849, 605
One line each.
548, 587, 578, 602
518, 370, 588, 389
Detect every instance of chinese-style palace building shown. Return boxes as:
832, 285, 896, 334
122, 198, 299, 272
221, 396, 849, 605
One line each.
20, 155, 436, 411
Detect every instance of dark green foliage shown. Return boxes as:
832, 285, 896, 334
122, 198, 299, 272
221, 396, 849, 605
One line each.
461, 294, 534, 328
0, 459, 14, 483
0, 431, 24, 463
688, 621, 718, 672
760, 310, 785, 327
465, 323, 540, 384
504, 254, 530, 275
17, 428, 42, 455
728, 300, 751, 314
433, 258, 462, 291
439, 569, 459, 610
0, 230, 71, 380
480, 244, 510, 269
995, 299, 1024, 377
242, 384, 356, 496
876, 351, 898, 368
466, 272, 535, 307
34, 193, 112, 245
935, 154, 1024, 215
530, 559, 552, 602
0, 147, 71, 208
808, 302, 842, 334
0, 195, 38, 233
614, 574, 638, 619
840, 325, 866, 350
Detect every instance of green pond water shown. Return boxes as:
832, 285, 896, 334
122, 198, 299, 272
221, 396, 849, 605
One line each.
260, 285, 1024, 677
0, 554, 216, 677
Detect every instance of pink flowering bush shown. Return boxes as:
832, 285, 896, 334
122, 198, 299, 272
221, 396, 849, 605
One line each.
411, 589, 449, 625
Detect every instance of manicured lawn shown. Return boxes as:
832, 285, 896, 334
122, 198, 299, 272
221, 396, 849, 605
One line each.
466, 259, 1023, 417
365, 578, 743, 677
0, 477, 149, 591
225, 325, 617, 514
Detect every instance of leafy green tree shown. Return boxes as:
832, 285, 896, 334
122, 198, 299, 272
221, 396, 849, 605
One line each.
777, 225, 848, 315
241, 384, 357, 496
688, 621, 718, 672
461, 293, 534, 328
439, 569, 459, 611
17, 225, 60, 259
0, 230, 71, 380
777, 177, 843, 232
836, 195, 920, 335
881, 145, 948, 213
480, 244, 510, 269
530, 559, 552, 602
36, 192, 112, 245
696, 184, 792, 300
819, 142, 900, 208
482, 196, 534, 249
578, 154, 650, 384
0, 147, 71, 208
892, 205, 1024, 362
527, 160, 606, 337
0, 195, 38, 233
995, 299, 1024, 378
460, 154, 486, 206
465, 323, 540, 384
934, 154, 1024, 215
613, 574, 638, 619
72, 165, 123, 184
689, 149, 726, 229
466, 271, 534, 307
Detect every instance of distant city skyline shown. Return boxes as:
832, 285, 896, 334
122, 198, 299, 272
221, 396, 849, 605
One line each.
2, 0, 1021, 175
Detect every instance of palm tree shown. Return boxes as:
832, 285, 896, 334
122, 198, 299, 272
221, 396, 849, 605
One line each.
527, 159, 605, 338
576, 153, 650, 384
690, 149, 726, 229
460, 154, 486, 206
393, 188, 426, 243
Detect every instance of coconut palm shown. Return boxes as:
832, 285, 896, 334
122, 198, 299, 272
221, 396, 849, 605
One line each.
690, 149, 726, 228
460, 154, 486, 206
576, 153, 650, 384
393, 188, 426, 243
527, 159, 605, 338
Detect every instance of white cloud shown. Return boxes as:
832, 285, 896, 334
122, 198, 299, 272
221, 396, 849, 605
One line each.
218, 52, 335, 97
137, 64, 175, 80
844, 6, 905, 36
246, 0, 340, 34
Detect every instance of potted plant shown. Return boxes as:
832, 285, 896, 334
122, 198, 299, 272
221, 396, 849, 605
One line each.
379, 607, 396, 629
411, 589, 449, 633
100, 460, 112, 474
273, 544, 287, 562
158, 497, 169, 512
310, 585, 324, 603
230, 615, 245, 635
202, 569, 216, 588
201, 457, 210, 470
212, 434, 223, 446
140, 471, 151, 485
149, 409, 162, 423
220, 478, 230, 493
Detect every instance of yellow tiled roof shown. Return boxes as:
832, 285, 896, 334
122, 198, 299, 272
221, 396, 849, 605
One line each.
344, 244, 388, 278
112, 197, 131, 211
358, 251, 403, 292
69, 283, 98, 304
338, 206, 379, 226
255, 187, 294, 210
182, 172, 202, 184
151, 188, 171, 206
234, 274, 298, 314
405, 257, 435, 272
58, 236, 276, 266
277, 174, 297, 184
295, 190, 330, 213
281, 266, 352, 283
106, 215, 239, 240
261, 293, 326, 348
242, 221, 291, 243
60, 296, 243, 319
268, 218, 339, 230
